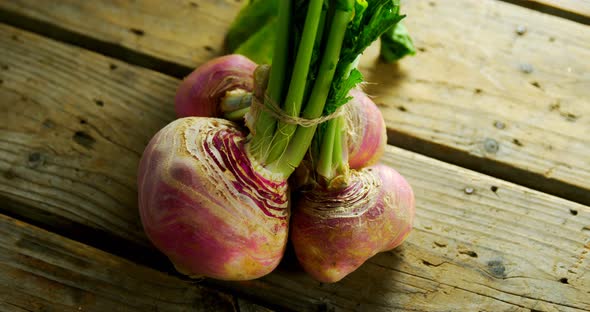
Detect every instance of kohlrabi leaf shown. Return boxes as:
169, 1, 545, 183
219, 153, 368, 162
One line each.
326, 0, 404, 113
235, 18, 277, 65
339, 0, 404, 67
226, 0, 414, 68
225, 0, 278, 53
325, 69, 363, 114
380, 22, 416, 63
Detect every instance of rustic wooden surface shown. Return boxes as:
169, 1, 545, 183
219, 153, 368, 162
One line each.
536, 0, 590, 15
1, 23, 589, 311
532, 0, 590, 17
1, 0, 588, 206
503, 0, 590, 24
0, 213, 239, 312
360, 0, 590, 205
0, 23, 176, 246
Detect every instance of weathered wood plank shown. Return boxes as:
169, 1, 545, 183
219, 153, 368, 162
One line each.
360, 0, 590, 205
535, 0, 590, 15
500, 0, 590, 24
0, 0, 237, 69
0, 23, 179, 246
0, 213, 238, 312
0, 0, 588, 205
228, 147, 590, 311
1, 24, 589, 311
529, 0, 590, 17
236, 299, 275, 312
362, 1, 590, 204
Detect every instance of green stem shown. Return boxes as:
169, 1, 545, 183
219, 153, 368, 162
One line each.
316, 119, 336, 178
317, 115, 347, 181
332, 115, 347, 175
272, 0, 354, 177
265, 0, 325, 164
248, 0, 291, 163
317, 53, 359, 179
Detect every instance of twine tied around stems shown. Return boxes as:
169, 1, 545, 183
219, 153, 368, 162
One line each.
248, 94, 349, 128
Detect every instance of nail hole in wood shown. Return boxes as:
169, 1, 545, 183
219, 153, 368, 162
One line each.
3, 169, 16, 180
459, 250, 478, 258
130, 28, 145, 36
434, 241, 447, 248
27, 152, 45, 169
73, 131, 96, 149
512, 139, 523, 147
515, 25, 527, 36
42, 119, 55, 129
487, 260, 506, 278
494, 121, 506, 129
519, 63, 533, 74
28, 152, 42, 165
559, 277, 569, 284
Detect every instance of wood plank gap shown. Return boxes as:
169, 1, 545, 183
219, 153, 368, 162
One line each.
0, 212, 246, 312
387, 129, 590, 206
0, 8, 587, 206
0, 199, 174, 276
0, 0, 588, 208
1, 13, 589, 312
0, 208, 278, 312
496, 0, 590, 25
0, 8, 192, 79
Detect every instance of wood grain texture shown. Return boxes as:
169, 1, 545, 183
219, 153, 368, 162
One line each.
0, 22, 179, 246
537, 0, 590, 14
360, 0, 590, 205
0, 0, 588, 205
212, 147, 590, 311
529, 0, 590, 17
0, 0, 241, 69
1, 24, 589, 311
500, 0, 590, 24
0, 213, 238, 312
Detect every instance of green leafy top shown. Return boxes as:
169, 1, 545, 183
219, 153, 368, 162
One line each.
226, 0, 414, 66
380, 22, 416, 63
242, 0, 409, 178
225, 0, 278, 53
325, 0, 404, 114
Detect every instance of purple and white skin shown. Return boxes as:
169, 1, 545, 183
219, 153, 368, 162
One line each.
291, 164, 415, 283
138, 117, 289, 280
175, 54, 256, 119
174, 55, 387, 170
345, 88, 387, 169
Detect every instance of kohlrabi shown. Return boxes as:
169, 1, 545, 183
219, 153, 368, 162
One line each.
138, 0, 414, 282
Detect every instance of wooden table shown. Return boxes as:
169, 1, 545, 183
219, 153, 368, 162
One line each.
1, 0, 589, 311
